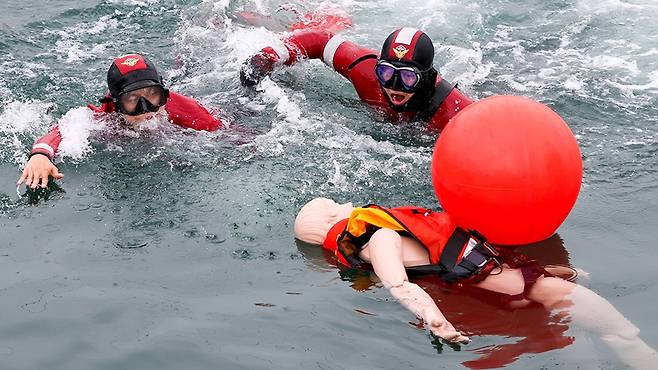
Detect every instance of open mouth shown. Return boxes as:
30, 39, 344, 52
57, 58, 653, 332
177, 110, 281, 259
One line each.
390, 92, 407, 104
384, 89, 413, 106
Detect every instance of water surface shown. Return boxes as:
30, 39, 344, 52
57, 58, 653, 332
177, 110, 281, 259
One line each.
1, 0, 657, 369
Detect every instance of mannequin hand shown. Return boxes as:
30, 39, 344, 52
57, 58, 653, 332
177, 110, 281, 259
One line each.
424, 308, 470, 344
390, 282, 470, 344
17, 154, 63, 189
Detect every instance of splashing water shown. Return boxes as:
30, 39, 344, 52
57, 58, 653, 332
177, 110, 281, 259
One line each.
0, 1, 657, 370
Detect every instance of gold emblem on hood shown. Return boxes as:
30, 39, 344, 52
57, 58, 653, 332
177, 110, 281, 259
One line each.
121, 57, 140, 67
393, 45, 409, 59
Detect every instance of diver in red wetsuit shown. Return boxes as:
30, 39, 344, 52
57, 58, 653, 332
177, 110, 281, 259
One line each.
240, 27, 473, 130
17, 54, 222, 189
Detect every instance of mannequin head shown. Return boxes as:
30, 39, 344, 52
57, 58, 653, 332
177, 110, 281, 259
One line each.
294, 197, 354, 244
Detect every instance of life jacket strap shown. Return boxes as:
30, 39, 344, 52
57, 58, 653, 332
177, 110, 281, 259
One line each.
424, 78, 455, 118
407, 228, 501, 283
438, 227, 471, 271
323, 219, 352, 267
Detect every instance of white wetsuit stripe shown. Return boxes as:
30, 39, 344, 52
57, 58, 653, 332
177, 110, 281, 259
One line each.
395, 28, 418, 45
271, 41, 290, 65
33, 143, 54, 158
322, 35, 346, 70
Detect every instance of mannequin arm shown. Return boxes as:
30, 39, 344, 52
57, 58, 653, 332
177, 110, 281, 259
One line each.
362, 228, 469, 343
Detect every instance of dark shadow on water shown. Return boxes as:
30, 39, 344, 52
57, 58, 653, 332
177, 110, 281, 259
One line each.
295, 238, 378, 290
21, 179, 65, 205
506, 233, 571, 267
430, 334, 464, 354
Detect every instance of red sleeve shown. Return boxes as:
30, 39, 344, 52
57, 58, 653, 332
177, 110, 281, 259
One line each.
343, 57, 387, 107
254, 29, 335, 67
164, 92, 222, 131
257, 29, 378, 75
285, 29, 334, 61
427, 86, 474, 131
321, 36, 378, 79
31, 125, 62, 160
255, 30, 383, 106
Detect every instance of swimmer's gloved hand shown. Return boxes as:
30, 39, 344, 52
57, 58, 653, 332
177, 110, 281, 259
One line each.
240, 52, 276, 87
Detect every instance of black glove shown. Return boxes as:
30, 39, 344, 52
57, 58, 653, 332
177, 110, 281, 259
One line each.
240, 53, 276, 87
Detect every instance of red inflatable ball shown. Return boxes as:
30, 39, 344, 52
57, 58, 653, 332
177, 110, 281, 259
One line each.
432, 95, 582, 245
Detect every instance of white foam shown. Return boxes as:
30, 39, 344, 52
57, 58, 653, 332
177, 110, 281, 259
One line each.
57, 107, 104, 160
328, 160, 348, 189
637, 48, 658, 57
497, 74, 529, 92
576, 0, 647, 14
590, 55, 640, 75
250, 78, 318, 156
238, 97, 267, 112
606, 70, 658, 94
0, 100, 54, 134
107, 0, 159, 6
564, 77, 585, 91
439, 42, 493, 89
313, 126, 431, 192
0, 100, 55, 165
623, 139, 646, 147
49, 15, 120, 63
538, 68, 557, 78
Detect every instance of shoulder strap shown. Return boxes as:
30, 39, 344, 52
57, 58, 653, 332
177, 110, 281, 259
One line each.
438, 227, 470, 271
424, 78, 455, 118
405, 228, 501, 283
405, 227, 470, 276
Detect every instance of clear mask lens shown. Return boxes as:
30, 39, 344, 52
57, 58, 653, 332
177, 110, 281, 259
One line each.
119, 86, 167, 116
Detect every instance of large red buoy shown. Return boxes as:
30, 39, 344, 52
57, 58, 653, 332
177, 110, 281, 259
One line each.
432, 95, 582, 245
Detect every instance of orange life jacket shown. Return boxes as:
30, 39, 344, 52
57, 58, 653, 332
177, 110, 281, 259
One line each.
322, 205, 556, 295
324, 204, 502, 276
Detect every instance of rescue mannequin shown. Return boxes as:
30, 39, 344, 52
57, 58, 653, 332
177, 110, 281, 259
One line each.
294, 197, 658, 369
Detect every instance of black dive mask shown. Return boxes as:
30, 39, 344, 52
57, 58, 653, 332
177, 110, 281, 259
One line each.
376, 62, 438, 111
375, 61, 424, 92
116, 86, 169, 116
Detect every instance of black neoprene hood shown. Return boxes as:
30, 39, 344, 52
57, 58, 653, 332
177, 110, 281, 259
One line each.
107, 55, 164, 98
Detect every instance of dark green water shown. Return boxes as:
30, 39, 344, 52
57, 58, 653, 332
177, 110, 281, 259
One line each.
1, 0, 657, 369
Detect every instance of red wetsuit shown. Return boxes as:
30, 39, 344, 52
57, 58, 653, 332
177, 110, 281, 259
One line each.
30, 91, 222, 160
255, 29, 473, 130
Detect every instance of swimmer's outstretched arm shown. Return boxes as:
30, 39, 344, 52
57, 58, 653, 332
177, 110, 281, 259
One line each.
240, 26, 374, 86
17, 124, 64, 189
361, 228, 470, 344
528, 276, 658, 370
240, 29, 335, 86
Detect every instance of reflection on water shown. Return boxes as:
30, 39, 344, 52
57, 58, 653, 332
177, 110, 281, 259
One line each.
299, 233, 578, 369
22, 180, 65, 205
